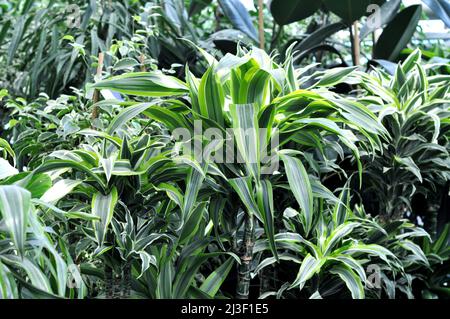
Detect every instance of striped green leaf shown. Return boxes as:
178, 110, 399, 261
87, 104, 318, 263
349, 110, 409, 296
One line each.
280, 154, 314, 236
0, 186, 30, 256
199, 257, 235, 297
322, 222, 359, 255
290, 254, 323, 290
256, 179, 278, 260
198, 67, 225, 127
230, 103, 260, 180
92, 187, 118, 247
179, 202, 206, 244
93, 72, 188, 97
40, 179, 82, 203
330, 264, 365, 299
229, 177, 260, 219
35, 160, 107, 192
183, 167, 205, 221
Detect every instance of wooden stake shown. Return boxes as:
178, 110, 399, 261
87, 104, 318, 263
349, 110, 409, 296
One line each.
139, 53, 146, 72
351, 21, 361, 66
91, 52, 104, 121
258, 0, 265, 50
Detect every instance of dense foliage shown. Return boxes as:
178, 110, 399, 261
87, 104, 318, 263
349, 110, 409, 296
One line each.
0, 0, 449, 299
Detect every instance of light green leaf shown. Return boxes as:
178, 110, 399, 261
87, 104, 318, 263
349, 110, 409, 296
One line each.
40, 179, 82, 203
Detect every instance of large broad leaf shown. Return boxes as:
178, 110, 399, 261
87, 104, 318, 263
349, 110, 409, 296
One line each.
360, 0, 401, 39
189, 0, 213, 16
237, 68, 272, 107
0, 186, 30, 256
270, 0, 320, 25
92, 72, 189, 97
280, 154, 314, 236
92, 187, 118, 247
422, 0, 450, 28
293, 22, 347, 53
322, 0, 386, 24
373, 5, 422, 61
218, 0, 258, 42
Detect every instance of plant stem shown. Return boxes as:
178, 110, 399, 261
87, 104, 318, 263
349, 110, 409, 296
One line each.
258, 0, 265, 50
350, 22, 360, 66
139, 54, 146, 72
105, 264, 113, 299
121, 262, 131, 298
236, 213, 255, 299
91, 52, 104, 121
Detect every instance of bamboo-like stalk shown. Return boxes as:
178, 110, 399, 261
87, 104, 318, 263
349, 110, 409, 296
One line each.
113, 273, 121, 299
236, 213, 255, 299
105, 264, 113, 299
258, 0, 265, 50
121, 262, 131, 298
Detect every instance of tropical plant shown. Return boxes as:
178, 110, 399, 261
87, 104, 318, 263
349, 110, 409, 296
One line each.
347, 49, 450, 225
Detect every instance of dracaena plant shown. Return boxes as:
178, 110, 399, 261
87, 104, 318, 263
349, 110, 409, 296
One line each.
251, 186, 406, 299
91, 45, 389, 299
0, 185, 86, 299
347, 49, 450, 224
0, 146, 87, 298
